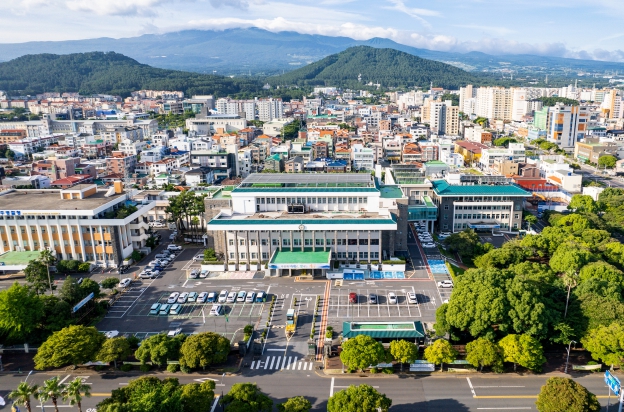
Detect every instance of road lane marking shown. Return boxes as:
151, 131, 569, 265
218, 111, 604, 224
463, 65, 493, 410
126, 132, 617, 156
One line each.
269, 356, 276, 369
330, 377, 335, 397
476, 408, 531, 410
250, 361, 256, 369
58, 374, 71, 385
473, 386, 526, 388
264, 356, 271, 370
466, 377, 476, 397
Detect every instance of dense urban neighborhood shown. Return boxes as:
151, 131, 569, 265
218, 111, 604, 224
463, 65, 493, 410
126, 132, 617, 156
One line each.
1, 52, 624, 412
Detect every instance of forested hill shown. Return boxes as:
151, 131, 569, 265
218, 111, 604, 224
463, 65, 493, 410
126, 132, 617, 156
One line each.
268, 46, 486, 90
0, 52, 262, 97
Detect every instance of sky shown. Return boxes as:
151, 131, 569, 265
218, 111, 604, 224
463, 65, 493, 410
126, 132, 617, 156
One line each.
3, 0, 624, 61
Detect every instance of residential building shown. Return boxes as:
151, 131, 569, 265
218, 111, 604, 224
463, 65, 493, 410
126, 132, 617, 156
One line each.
574, 138, 619, 164
106, 152, 137, 178
454, 141, 488, 166
545, 103, 589, 150
351, 145, 375, 171
263, 153, 284, 173
479, 143, 526, 171
257, 98, 284, 122
284, 156, 304, 173
0, 129, 27, 144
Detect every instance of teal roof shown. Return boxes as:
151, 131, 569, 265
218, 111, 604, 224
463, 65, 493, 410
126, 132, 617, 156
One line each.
209, 217, 396, 226
266, 154, 282, 161
431, 180, 531, 197
379, 185, 404, 199
343, 321, 425, 339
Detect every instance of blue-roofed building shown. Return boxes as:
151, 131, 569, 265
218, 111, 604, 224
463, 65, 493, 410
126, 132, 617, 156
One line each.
431, 177, 531, 233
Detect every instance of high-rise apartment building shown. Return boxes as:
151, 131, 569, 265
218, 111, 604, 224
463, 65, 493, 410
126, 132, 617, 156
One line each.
429, 101, 459, 136
545, 103, 588, 150
257, 99, 284, 122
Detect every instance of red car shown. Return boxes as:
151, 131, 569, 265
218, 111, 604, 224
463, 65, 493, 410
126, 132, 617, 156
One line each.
349, 292, 357, 304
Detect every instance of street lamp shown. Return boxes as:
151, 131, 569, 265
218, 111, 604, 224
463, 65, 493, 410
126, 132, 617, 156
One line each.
564, 340, 577, 374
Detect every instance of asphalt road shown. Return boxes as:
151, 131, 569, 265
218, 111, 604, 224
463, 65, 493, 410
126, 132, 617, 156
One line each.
0, 369, 619, 411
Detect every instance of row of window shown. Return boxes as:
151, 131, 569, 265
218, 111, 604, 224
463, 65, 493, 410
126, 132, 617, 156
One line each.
453, 213, 517, 220
256, 197, 369, 205
228, 251, 381, 260
451, 205, 513, 211
0, 226, 111, 234
0, 215, 89, 220
3, 239, 108, 248
229, 238, 380, 246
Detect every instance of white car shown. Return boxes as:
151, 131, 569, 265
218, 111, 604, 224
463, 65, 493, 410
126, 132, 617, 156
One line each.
226, 292, 237, 303
209, 305, 223, 316
422, 243, 436, 248
197, 292, 208, 303
118, 278, 132, 288
167, 292, 180, 304
193, 254, 204, 262
167, 328, 183, 337
407, 292, 418, 304
237, 291, 247, 302
437, 280, 454, 288
169, 234, 175, 241
177, 292, 189, 303
387, 292, 397, 304
167, 244, 182, 251
218, 290, 228, 303
104, 330, 119, 338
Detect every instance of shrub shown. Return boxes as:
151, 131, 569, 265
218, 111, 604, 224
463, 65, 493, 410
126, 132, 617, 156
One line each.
126, 336, 141, 349
120, 364, 132, 372
167, 363, 179, 373
326, 330, 333, 339
244, 324, 254, 335
383, 367, 393, 374
140, 363, 151, 372
180, 365, 192, 374
78, 262, 91, 272
370, 367, 378, 374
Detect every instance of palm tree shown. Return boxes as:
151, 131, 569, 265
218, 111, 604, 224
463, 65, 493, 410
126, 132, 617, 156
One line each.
35, 376, 65, 412
62, 378, 91, 412
191, 216, 200, 243
39, 249, 56, 295
563, 270, 579, 318
8, 381, 38, 412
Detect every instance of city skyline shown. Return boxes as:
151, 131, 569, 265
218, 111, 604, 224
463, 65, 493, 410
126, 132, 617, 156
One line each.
2, 0, 624, 62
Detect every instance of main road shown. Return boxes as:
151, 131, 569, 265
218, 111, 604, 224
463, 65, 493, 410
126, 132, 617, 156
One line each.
0, 369, 618, 411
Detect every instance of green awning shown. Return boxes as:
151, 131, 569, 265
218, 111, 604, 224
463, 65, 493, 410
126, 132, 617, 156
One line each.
269, 249, 331, 270
343, 321, 425, 339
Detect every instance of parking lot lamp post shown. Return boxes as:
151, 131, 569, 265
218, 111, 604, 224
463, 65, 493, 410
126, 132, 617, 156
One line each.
564, 340, 576, 374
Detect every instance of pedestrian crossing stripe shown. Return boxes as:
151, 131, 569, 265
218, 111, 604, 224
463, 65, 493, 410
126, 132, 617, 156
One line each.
250, 356, 314, 371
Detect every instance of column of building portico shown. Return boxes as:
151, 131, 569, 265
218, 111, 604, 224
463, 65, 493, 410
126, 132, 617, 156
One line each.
245, 231, 250, 268
233, 230, 239, 269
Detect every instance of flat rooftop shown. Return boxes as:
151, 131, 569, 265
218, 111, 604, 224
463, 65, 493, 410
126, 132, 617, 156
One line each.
0, 250, 40, 266
379, 185, 405, 199
0, 189, 125, 211
270, 249, 331, 265
432, 180, 531, 197
238, 173, 374, 189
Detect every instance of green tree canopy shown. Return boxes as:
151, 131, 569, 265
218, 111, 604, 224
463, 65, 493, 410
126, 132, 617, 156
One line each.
327, 384, 392, 412
598, 155, 617, 169
179, 332, 230, 370
0, 282, 44, 342
443, 229, 489, 263
34, 325, 105, 369
568, 195, 599, 214
277, 396, 312, 412
581, 322, 624, 368
549, 245, 593, 274
96, 376, 183, 412
535, 377, 600, 412
340, 335, 386, 372
180, 381, 215, 412
62, 377, 91, 412
578, 261, 624, 285
466, 338, 503, 372
24, 260, 51, 295
101, 277, 120, 290
423, 339, 458, 370
58, 276, 82, 304
221, 383, 273, 412
134, 333, 182, 367
9, 381, 38, 412
389, 340, 419, 371
97, 337, 132, 368
498, 334, 546, 372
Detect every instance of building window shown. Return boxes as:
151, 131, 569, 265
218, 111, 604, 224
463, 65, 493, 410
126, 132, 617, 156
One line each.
514, 214, 519, 219
283, 239, 290, 246
240, 253, 246, 259
272, 239, 279, 246
315, 238, 324, 246
262, 252, 268, 260
294, 239, 301, 246
229, 253, 235, 259
250, 239, 257, 246
261, 239, 267, 246
229, 239, 234, 246
370, 239, 379, 245
239, 239, 245, 246
251, 253, 257, 259
444, 205, 449, 210
359, 252, 368, 259
326, 239, 334, 245
359, 239, 368, 245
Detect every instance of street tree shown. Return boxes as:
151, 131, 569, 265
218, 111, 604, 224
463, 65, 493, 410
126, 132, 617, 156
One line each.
423, 339, 458, 370
568, 195, 599, 215
38, 249, 56, 295
221, 383, 273, 412
466, 338, 503, 372
535, 377, 600, 412
58, 276, 82, 304
40, 295, 73, 334
96, 377, 182, 412
63, 377, 92, 412
433, 303, 451, 336
443, 229, 489, 262
134, 333, 178, 367
24, 260, 50, 295
179, 332, 230, 370
101, 277, 119, 290
327, 384, 392, 412
581, 322, 624, 369
34, 325, 105, 369
598, 155, 617, 169
35, 376, 66, 412
524, 213, 538, 227
474, 241, 529, 269
97, 337, 132, 368
277, 396, 312, 412
340, 334, 386, 372
549, 246, 593, 274
0, 282, 44, 342
506, 277, 555, 339
578, 261, 624, 285
9, 381, 39, 412
180, 381, 215, 412
389, 340, 419, 371
498, 334, 546, 372
78, 278, 100, 301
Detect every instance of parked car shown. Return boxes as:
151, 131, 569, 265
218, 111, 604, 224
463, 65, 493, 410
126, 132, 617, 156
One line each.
149, 303, 161, 315
246, 292, 256, 303
118, 265, 130, 274
407, 292, 418, 304
255, 292, 266, 303
189, 269, 199, 279
118, 278, 132, 288
104, 330, 119, 338
388, 292, 397, 304
368, 293, 377, 304
193, 254, 204, 262
218, 290, 228, 303
349, 292, 357, 304
154, 253, 169, 260
167, 292, 180, 304
177, 292, 189, 303
167, 245, 182, 251
209, 305, 224, 316
159, 304, 171, 315
437, 280, 454, 288
169, 234, 175, 241
197, 292, 208, 303
226, 292, 236, 303
207, 292, 217, 303
188, 292, 198, 302
139, 270, 153, 279
199, 270, 209, 279
167, 327, 182, 336
170, 304, 182, 315
237, 291, 247, 302
422, 243, 436, 248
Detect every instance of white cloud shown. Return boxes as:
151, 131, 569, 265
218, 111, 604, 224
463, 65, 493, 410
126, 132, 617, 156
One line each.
385, 0, 440, 28
65, 0, 195, 16
454, 24, 515, 36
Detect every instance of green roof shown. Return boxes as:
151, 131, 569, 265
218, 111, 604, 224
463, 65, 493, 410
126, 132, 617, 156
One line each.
425, 160, 447, 166
431, 180, 531, 197
266, 154, 282, 161
0, 250, 41, 266
379, 185, 404, 199
343, 321, 425, 339
423, 195, 434, 207
270, 249, 330, 264
209, 217, 396, 226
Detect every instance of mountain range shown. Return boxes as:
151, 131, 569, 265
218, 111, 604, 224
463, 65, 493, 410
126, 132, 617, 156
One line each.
1, 28, 623, 78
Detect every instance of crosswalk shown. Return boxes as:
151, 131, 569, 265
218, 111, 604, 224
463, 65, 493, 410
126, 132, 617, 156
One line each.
250, 356, 315, 371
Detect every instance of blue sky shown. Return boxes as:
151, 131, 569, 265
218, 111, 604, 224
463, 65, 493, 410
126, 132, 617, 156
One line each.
3, 0, 624, 61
